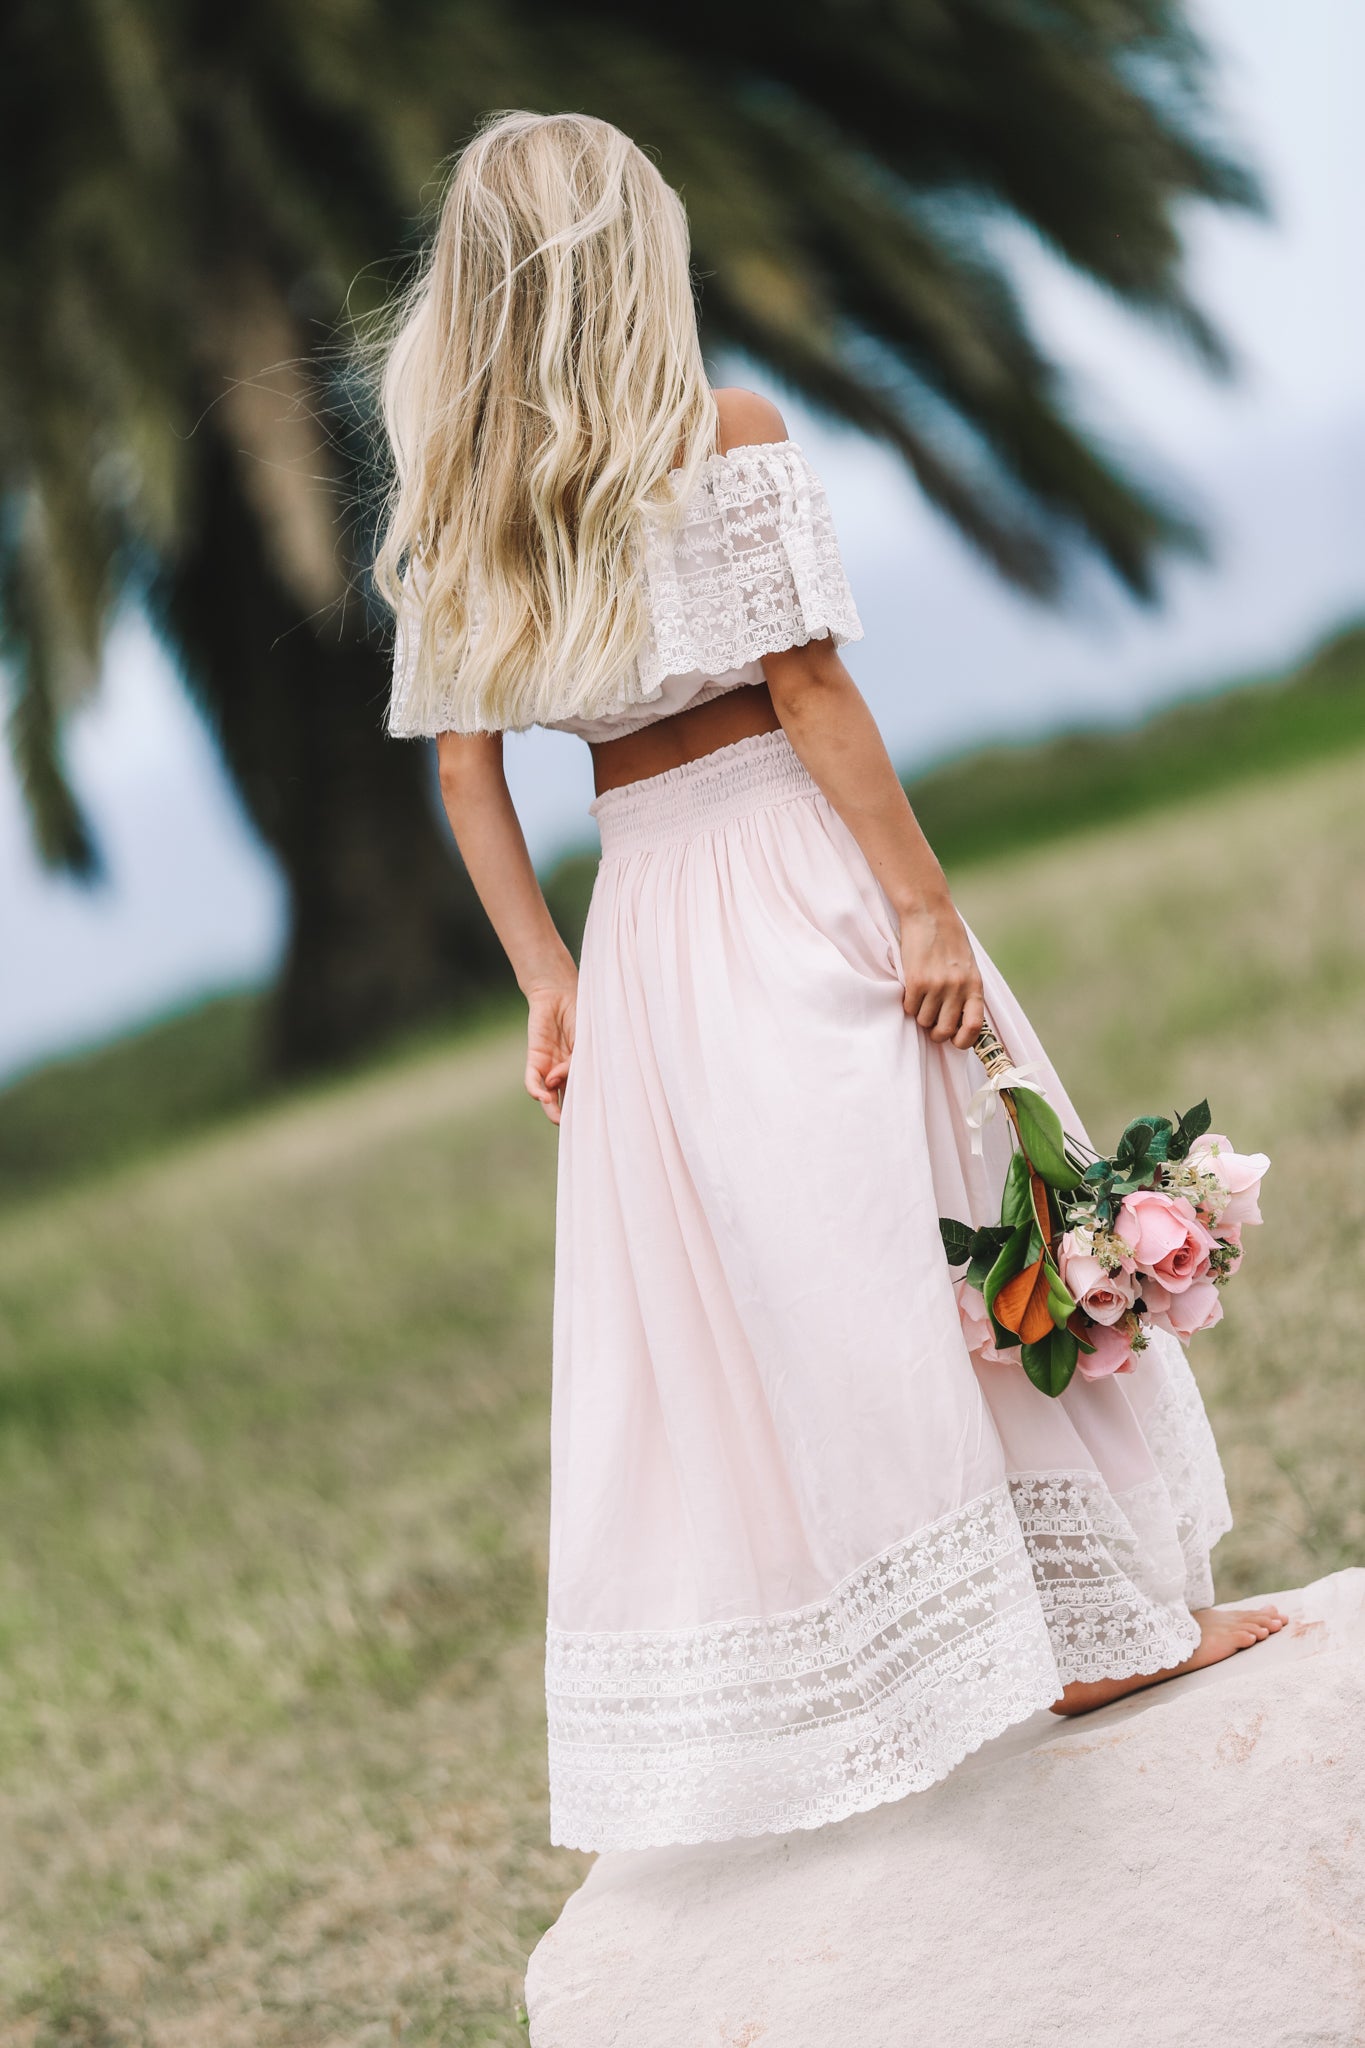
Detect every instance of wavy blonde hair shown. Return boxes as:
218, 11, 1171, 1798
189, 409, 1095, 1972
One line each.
373, 111, 718, 733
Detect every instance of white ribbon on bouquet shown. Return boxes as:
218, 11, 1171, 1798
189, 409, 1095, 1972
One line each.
964, 1060, 1046, 1157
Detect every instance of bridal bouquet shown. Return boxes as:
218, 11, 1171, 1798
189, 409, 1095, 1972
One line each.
939, 1025, 1268, 1398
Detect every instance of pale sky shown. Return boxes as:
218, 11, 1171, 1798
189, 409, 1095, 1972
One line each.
3, 0, 1363, 1081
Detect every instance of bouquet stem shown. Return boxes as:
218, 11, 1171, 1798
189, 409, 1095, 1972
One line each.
971, 1019, 1026, 1145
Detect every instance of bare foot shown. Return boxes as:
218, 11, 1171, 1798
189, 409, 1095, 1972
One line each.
1050, 1605, 1288, 1717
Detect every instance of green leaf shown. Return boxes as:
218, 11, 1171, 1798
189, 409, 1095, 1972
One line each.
1043, 1259, 1076, 1327
983, 1220, 1032, 1321
1123, 1114, 1172, 1163
1010, 1087, 1081, 1192
962, 1223, 1013, 1290
1021, 1327, 1079, 1398
1000, 1150, 1033, 1229
971, 1225, 1013, 1255
1115, 1122, 1154, 1175
1168, 1099, 1212, 1161
939, 1216, 974, 1267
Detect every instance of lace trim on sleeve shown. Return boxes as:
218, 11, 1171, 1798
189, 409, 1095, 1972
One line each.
638, 439, 863, 696
385, 440, 864, 738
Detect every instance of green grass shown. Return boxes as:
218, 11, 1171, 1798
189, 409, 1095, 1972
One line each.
0, 992, 272, 1211
0, 1035, 573, 2043
0, 739, 1362, 2043
4, 622, 1359, 1215
0, 991, 526, 1216
907, 617, 1365, 871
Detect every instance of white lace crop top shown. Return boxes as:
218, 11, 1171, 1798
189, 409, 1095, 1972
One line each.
386, 439, 863, 742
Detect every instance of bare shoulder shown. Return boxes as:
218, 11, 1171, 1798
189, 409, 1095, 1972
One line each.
712, 387, 789, 455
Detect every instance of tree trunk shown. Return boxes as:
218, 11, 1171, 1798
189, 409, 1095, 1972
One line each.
155, 427, 511, 1075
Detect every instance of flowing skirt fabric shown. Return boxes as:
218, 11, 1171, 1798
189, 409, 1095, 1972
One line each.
548, 730, 1231, 1852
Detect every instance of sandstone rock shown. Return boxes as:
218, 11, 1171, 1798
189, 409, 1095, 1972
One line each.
527, 1573, 1365, 2048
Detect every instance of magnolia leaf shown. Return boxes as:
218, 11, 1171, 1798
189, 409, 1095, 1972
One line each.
939, 1217, 974, 1267
1043, 1259, 1076, 1327
1067, 1311, 1098, 1355
993, 1254, 1057, 1344
1029, 1168, 1055, 1244
1000, 1150, 1033, 1229
1022, 1327, 1079, 1398
1010, 1087, 1080, 1191
983, 1221, 1032, 1321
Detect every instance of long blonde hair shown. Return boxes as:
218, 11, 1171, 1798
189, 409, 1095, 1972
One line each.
373, 111, 718, 733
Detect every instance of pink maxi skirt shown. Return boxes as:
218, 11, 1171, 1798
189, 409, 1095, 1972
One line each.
548, 729, 1231, 1852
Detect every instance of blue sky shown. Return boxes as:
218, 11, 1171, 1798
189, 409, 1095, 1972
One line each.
3, 0, 1363, 1081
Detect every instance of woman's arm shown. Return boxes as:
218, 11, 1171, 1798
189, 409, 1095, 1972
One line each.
435, 731, 578, 1122
761, 637, 985, 1050
707, 387, 982, 1050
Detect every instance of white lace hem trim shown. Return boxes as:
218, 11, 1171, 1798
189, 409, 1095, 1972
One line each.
1140, 1326, 1234, 1607
547, 1446, 1226, 1852
548, 1483, 1058, 1852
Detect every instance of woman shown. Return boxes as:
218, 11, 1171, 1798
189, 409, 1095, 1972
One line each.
376, 111, 1283, 1854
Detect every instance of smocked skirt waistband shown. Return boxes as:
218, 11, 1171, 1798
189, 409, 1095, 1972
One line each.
587, 729, 818, 858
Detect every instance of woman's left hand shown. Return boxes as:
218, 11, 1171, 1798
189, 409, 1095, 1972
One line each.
898, 900, 985, 1050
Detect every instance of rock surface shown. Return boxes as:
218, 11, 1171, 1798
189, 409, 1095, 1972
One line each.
527, 1572, 1365, 2048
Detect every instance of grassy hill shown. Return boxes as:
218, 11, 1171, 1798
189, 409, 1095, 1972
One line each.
0, 738, 1362, 2044
2, 620, 1360, 1213
905, 616, 1365, 870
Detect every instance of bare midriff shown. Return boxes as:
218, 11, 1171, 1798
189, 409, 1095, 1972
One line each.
588, 680, 782, 796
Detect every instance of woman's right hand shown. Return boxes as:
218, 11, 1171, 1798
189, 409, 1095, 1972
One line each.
525, 976, 578, 1124
898, 898, 985, 1050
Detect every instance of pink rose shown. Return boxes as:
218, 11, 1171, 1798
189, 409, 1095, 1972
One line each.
1188, 1134, 1270, 1231
955, 1279, 1013, 1364
1075, 1317, 1136, 1380
1115, 1190, 1218, 1293
1057, 1232, 1139, 1326
1142, 1275, 1224, 1342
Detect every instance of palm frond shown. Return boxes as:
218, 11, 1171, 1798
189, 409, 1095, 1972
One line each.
0, 0, 1262, 873
0, 493, 103, 876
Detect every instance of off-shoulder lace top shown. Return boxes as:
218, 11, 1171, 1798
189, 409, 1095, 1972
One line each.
386, 439, 863, 741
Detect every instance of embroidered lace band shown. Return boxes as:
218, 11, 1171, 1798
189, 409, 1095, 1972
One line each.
546, 1455, 1220, 1853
